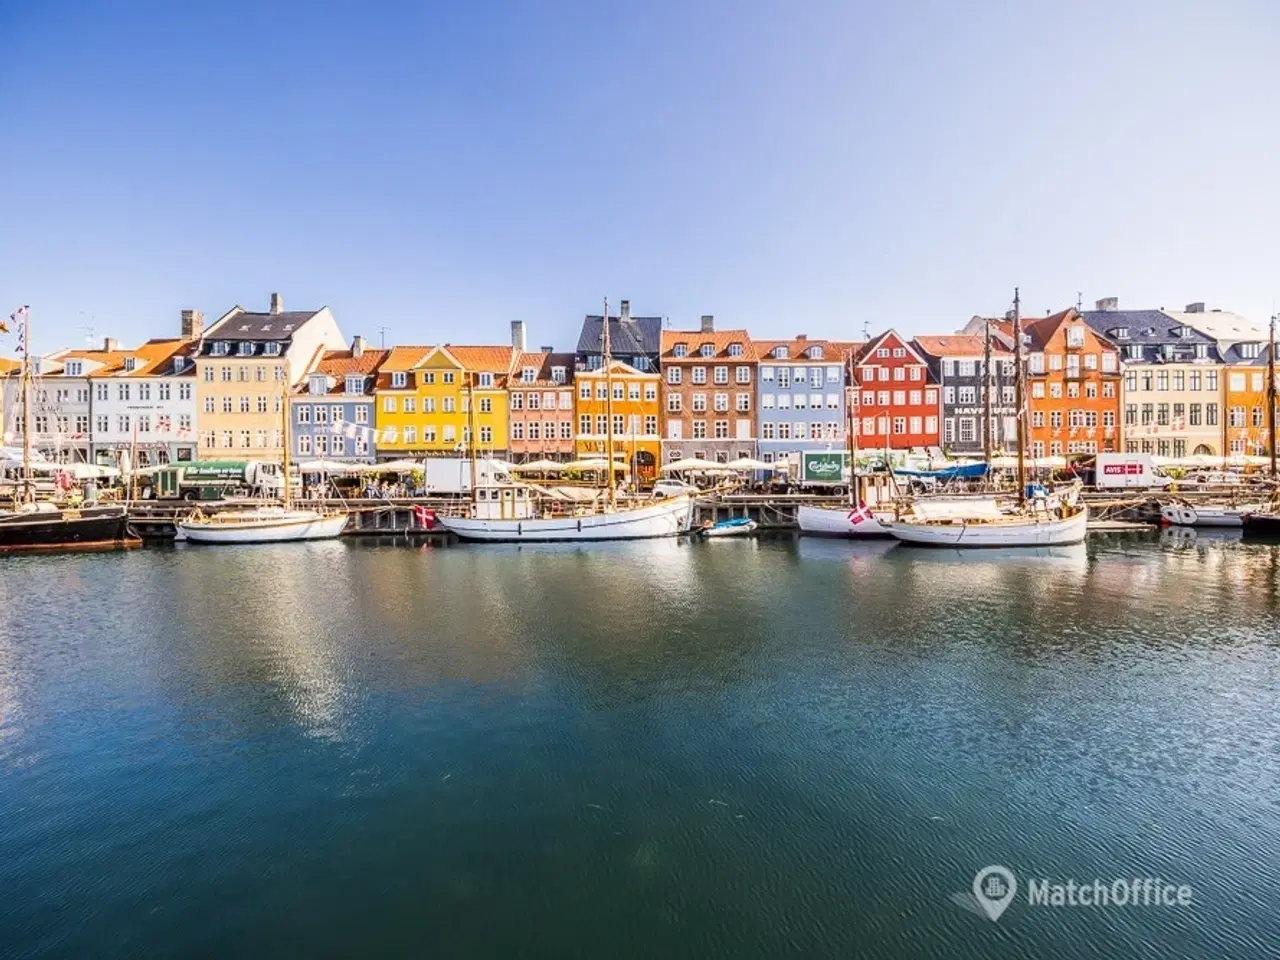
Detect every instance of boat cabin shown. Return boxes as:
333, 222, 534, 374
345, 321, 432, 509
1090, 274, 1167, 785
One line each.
472, 482, 536, 520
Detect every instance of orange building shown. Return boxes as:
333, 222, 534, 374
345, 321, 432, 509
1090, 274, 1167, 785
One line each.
1223, 355, 1276, 456
1018, 308, 1122, 457
574, 360, 661, 484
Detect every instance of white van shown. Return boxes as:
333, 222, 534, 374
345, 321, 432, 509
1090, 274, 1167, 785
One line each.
1094, 453, 1173, 490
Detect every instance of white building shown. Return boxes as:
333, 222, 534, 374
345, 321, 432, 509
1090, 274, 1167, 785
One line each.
90, 335, 199, 467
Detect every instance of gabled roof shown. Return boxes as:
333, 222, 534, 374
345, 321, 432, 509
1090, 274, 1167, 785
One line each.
106, 339, 195, 377
854, 329, 929, 366
576, 358, 649, 377
660, 329, 758, 361
1020, 308, 1079, 350
512, 351, 576, 387
379, 345, 433, 374
1162, 309, 1267, 345
205, 308, 324, 341
298, 348, 391, 395
51, 348, 133, 375
753, 337, 834, 361
913, 335, 1011, 359
576, 313, 663, 356
826, 340, 866, 359
440, 345, 516, 373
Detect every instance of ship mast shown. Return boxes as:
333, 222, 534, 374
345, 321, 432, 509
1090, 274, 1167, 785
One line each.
1269, 311, 1277, 480
467, 370, 479, 496
845, 349, 858, 507
1013, 288, 1027, 507
20, 309, 32, 506
602, 297, 616, 508
281, 373, 292, 509
983, 317, 994, 473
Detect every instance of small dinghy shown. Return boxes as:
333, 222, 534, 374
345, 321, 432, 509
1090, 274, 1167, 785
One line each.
697, 516, 758, 538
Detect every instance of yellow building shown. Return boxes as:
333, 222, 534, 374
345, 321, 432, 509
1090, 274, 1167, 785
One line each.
373, 344, 515, 459
574, 359, 661, 484
194, 295, 345, 459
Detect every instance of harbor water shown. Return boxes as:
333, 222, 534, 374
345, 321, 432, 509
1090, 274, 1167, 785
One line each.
1, 532, 1278, 957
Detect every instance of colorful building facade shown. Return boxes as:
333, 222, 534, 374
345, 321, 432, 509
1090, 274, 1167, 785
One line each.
660, 318, 757, 463
914, 333, 1016, 456
90, 337, 198, 467
290, 338, 388, 463
851, 331, 941, 453
754, 336, 848, 466
574, 360, 661, 483
508, 350, 576, 462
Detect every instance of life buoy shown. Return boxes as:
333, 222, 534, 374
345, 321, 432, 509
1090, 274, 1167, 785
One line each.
1178, 507, 1198, 526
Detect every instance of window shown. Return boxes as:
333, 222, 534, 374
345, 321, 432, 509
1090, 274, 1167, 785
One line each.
956, 386, 975, 405
442, 372, 456, 385
892, 348, 906, 358
1101, 353, 1117, 373
1189, 403, 1202, 426
861, 417, 876, 437
1157, 404, 1170, 426
1033, 411, 1045, 428
239, 397, 250, 413
672, 343, 688, 359
1229, 373, 1246, 392
958, 418, 975, 443
391, 372, 407, 388
1229, 406, 1246, 428
1029, 353, 1045, 374
1253, 372, 1265, 392
893, 368, 906, 381
96, 415, 108, 433
692, 367, 707, 384
794, 393, 807, 410
1051, 411, 1063, 428
627, 383, 640, 401
297, 404, 312, 423
1031, 382, 1045, 398
1207, 404, 1219, 426
893, 417, 906, 434
211, 343, 229, 357
222, 397, 233, 413
383, 396, 396, 413
878, 368, 888, 382
1241, 343, 1261, 359
644, 384, 656, 401
1253, 406, 1266, 428
1049, 355, 1063, 372
943, 386, 955, 405
477, 372, 494, 389
1207, 370, 1219, 391
692, 393, 707, 412
957, 360, 976, 377
713, 420, 729, 439
237, 366, 248, 382
299, 435, 312, 455
714, 366, 728, 384
692, 420, 707, 439
442, 397, 455, 413
1066, 326, 1086, 348
1049, 383, 1062, 399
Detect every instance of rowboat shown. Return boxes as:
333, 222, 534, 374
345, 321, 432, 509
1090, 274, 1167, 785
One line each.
1160, 503, 1265, 528
697, 516, 757, 538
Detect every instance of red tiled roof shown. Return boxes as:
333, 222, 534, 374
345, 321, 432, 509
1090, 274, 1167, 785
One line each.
660, 329, 759, 361
753, 336, 834, 361
317, 347, 390, 378
441, 345, 516, 373
513, 351, 575, 387
380, 345, 433, 373
913, 335, 1011, 358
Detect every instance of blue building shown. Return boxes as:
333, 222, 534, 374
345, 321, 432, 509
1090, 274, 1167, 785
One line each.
289, 337, 388, 463
753, 336, 850, 469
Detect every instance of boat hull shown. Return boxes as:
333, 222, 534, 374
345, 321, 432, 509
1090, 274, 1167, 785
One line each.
1161, 504, 1261, 528
1241, 512, 1280, 541
0, 506, 139, 553
439, 496, 694, 542
796, 504, 891, 538
177, 512, 349, 544
700, 520, 758, 538
886, 507, 1089, 548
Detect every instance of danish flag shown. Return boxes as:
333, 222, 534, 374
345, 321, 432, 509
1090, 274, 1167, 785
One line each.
413, 505, 436, 530
848, 501, 873, 525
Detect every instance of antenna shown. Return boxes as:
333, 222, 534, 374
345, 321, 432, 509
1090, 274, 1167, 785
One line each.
862, 319, 870, 340
376, 325, 390, 348
1076, 291, 1083, 312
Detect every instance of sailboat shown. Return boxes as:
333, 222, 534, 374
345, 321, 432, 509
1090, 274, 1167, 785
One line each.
797, 348, 891, 537
0, 307, 137, 553
1240, 310, 1280, 540
176, 376, 348, 544
884, 288, 1088, 548
438, 299, 694, 543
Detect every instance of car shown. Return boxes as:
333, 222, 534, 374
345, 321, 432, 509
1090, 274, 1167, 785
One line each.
651, 479, 698, 499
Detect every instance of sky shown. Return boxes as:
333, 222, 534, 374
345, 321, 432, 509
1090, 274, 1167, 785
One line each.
3, 0, 1280, 354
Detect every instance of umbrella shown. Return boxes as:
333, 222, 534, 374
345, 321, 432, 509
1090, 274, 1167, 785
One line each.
660, 457, 721, 473
296, 459, 364, 474
513, 459, 564, 473
1030, 456, 1067, 469
360, 459, 421, 473
563, 459, 628, 472
725, 457, 775, 471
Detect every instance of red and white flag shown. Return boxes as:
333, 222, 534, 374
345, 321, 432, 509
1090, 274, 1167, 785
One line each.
848, 501, 873, 525
413, 505, 436, 530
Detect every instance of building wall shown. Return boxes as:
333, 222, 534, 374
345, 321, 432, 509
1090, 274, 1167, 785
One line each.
291, 395, 376, 462
661, 340, 757, 463
508, 385, 574, 458
196, 358, 289, 457
91, 375, 197, 464
933, 355, 1017, 455
573, 363, 661, 479
852, 333, 939, 452
1121, 363, 1223, 457
4, 374, 93, 462
374, 350, 510, 458
756, 348, 846, 464
1222, 364, 1276, 456
1026, 321, 1122, 456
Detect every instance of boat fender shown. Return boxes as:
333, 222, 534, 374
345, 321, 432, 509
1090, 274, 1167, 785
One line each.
1178, 507, 1198, 526
517, 522, 522, 536
1160, 505, 1180, 526
576, 519, 582, 532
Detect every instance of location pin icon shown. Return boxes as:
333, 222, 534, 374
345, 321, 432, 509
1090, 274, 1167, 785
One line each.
973, 865, 1017, 921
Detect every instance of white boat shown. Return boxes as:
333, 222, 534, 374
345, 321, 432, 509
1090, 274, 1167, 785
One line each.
1159, 503, 1264, 528
884, 494, 1088, 548
438, 483, 695, 542
177, 506, 349, 544
698, 517, 757, 538
796, 504, 891, 538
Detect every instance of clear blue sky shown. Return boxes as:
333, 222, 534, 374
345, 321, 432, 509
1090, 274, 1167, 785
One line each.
3, 0, 1278, 353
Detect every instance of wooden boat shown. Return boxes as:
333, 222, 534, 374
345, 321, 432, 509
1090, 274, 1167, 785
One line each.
177, 505, 348, 544
176, 378, 347, 544
796, 503, 891, 537
0, 503, 138, 553
1241, 511, 1280, 540
439, 489, 693, 542
698, 516, 758, 538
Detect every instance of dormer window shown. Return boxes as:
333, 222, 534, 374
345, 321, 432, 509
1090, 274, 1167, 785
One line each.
551, 366, 566, 384
345, 375, 364, 395
522, 367, 536, 383
238, 342, 254, 356
1143, 327, 1156, 337
808, 346, 824, 359
1065, 326, 1086, 348
1161, 344, 1175, 359
391, 371, 407, 388
478, 372, 494, 388
773, 346, 789, 360
699, 344, 714, 358
172, 356, 186, 374
282, 324, 295, 332
728, 343, 743, 357
672, 343, 688, 358
261, 324, 272, 331
309, 374, 327, 395
264, 342, 281, 356
211, 342, 229, 356
123, 357, 137, 373
1194, 344, 1209, 360
1241, 343, 1261, 359
239, 324, 251, 332
1111, 327, 1129, 340
65, 361, 83, 376
1127, 344, 1143, 360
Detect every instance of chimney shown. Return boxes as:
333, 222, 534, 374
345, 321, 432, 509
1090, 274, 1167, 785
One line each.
269, 292, 284, 315
180, 309, 204, 341
795, 333, 808, 341
1095, 297, 1119, 312
620, 300, 631, 321
539, 345, 554, 353
510, 320, 527, 351
351, 335, 366, 358
1185, 302, 1205, 313
700, 314, 714, 332
102, 337, 119, 352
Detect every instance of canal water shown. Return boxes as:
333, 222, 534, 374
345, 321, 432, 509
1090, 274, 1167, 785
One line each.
0, 532, 1277, 958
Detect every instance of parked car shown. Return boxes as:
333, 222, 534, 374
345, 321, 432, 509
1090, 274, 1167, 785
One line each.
652, 479, 698, 499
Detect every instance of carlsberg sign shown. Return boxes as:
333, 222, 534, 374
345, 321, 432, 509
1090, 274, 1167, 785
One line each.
801, 452, 850, 484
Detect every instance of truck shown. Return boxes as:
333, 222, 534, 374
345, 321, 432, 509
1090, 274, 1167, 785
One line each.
144, 460, 293, 501
1091, 453, 1173, 490
419, 457, 512, 496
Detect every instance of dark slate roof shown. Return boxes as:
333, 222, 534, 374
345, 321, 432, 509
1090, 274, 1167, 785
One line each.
1081, 309, 1222, 363
576, 314, 663, 357
207, 310, 321, 341
1218, 343, 1272, 366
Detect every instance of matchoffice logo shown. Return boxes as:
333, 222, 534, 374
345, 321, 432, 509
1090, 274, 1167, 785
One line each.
956, 865, 1194, 922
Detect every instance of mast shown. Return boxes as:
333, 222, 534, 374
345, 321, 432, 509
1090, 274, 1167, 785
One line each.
845, 349, 858, 506
467, 370, 479, 497
602, 297, 616, 508
1013, 288, 1027, 506
983, 317, 994, 471
20, 309, 32, 505
281, 373, 292, 509
1270, 311, 1277, 479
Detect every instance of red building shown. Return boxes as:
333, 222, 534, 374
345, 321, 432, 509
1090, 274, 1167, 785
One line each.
853, 330, 941, 451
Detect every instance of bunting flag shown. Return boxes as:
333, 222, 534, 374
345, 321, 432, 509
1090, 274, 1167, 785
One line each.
3, 304, 27, 335
344, 423, 358, 439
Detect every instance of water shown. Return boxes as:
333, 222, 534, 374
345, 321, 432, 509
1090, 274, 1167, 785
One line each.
1, 532, 1278, 958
